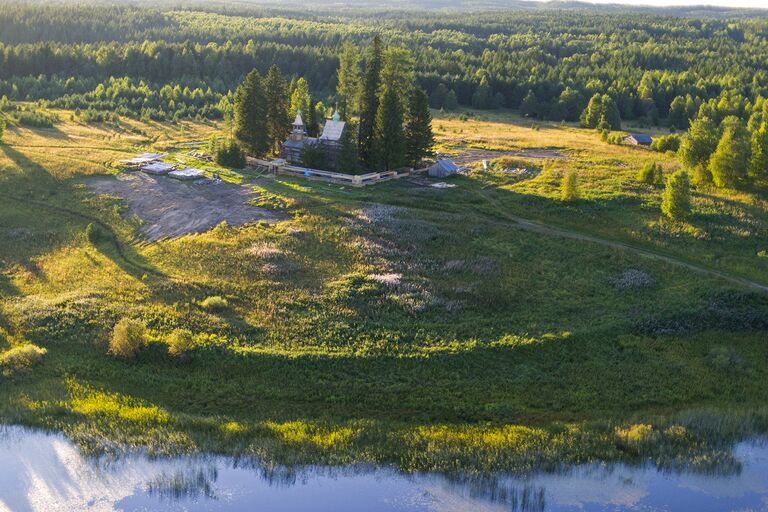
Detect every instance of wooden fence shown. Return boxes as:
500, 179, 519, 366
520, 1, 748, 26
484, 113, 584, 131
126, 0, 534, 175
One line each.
247, 158, 415, 187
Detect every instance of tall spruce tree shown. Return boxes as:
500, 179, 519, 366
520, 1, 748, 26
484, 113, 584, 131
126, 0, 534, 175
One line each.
374, 86, 406, 172
404, 88, 435, 167
358, 36, 383, 169
381, 46, 416, 99
336, 42, 361, 119
233, 69, 268, 157
748, 122, 768, 183
264, 65, 290, 155
337, 121, 360, 174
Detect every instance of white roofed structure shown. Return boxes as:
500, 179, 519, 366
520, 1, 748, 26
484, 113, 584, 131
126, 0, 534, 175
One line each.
141, 162, 176, 175
169, 168, 206, 181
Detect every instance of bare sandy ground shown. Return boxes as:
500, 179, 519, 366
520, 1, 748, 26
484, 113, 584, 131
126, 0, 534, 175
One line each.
87, 172, 286, 241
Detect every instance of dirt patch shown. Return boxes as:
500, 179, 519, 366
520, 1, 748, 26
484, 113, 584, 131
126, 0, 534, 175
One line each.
86, 173, 286, 241
450, 148, 565, 165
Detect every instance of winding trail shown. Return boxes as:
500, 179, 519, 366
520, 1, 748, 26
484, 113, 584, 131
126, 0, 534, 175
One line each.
0, 191, 167, 278
476, 190, 768, 294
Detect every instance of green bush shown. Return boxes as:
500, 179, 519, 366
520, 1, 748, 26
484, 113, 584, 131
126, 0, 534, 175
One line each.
12, 108, 58, 127
651, 134, 681, 153
167, 328, 195, 358
637, 162, 664, 187
560, 170, 580, 202
661, 169, 692, 222
213, 138, 246, 168
707, 346, 744, 372
1, 344, 47, 376
200, 296, 229, 312
109, 318, 147, 359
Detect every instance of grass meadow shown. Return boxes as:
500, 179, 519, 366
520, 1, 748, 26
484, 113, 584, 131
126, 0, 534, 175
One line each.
1, 108, 768, 473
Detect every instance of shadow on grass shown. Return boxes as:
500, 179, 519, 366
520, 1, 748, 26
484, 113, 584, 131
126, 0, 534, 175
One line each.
7, 338, 768, 476
0, 143, 165, 281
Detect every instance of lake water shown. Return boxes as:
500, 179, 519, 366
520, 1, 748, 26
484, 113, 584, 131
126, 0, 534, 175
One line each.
1, 426, 767, 512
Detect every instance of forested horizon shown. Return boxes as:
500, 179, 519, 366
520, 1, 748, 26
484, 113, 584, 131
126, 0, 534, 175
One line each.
2, 1, 768, 127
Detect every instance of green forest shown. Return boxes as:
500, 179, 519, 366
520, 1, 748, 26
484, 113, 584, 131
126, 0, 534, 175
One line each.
2, 2, 768, 126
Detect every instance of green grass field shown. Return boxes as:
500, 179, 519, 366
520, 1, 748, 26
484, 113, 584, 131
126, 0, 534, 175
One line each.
1, 109, 767, 473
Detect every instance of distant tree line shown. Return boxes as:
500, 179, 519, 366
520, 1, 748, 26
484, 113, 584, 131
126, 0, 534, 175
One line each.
2, 4, 768, 125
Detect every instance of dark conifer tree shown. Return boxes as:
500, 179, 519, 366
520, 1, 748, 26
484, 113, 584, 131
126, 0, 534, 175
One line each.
337, 121, 360, 174
358, 35, 383, 169
404, 88, 435, 167
374, 86, 406, 172
233, 69, 268, 157
264, 64, 290, 155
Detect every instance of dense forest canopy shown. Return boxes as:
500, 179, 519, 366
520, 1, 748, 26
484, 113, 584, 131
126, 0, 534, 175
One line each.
1, 1, 768, 126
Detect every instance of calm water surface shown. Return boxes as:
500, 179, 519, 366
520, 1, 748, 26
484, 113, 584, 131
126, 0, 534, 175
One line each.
1, 426, 767, 512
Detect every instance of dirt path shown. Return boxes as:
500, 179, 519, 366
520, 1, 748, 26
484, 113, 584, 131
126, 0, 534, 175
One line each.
0, 191, 165, 278
477, 192, 768, 294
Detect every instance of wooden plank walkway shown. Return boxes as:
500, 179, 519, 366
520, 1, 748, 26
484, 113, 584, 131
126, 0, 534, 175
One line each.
247, 158, 417, 187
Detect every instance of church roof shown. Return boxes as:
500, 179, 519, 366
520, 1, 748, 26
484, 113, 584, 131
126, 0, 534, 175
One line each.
319, 119, 345, 142
293, 112, 304, 126
283, 137, 317, 150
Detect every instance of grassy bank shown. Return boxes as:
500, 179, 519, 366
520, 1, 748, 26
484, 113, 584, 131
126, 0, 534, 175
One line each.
1, 110, 768, 473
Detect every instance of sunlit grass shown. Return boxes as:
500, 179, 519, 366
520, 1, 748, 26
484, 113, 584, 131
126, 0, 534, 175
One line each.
1, 109, 768, 473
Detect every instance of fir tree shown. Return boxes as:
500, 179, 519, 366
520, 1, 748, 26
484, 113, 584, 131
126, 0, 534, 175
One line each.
374, 86, 406, 172
264, 64, 290, 155
337, 121, 360, 174
300, 142, 328, 170
381, 46, 416, 99
358, 35, 383, 168
748, 122, 768, 183
336, 42, 361, 119
709, 117, 750, 189
662, 170, 692, 221
404, 88, 435, 168
233, 69, 268, 157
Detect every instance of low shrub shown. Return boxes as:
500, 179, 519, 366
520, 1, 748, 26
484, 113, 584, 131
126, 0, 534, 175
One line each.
12, 108, 58, 127
707, 346, 745, 372
637, 162, 664, 187
109, 318, 147, 359
651, 134, 681, 153
167, 328, 195, 358
1, 344, 47, 376
208, 136, 246, 168
200, 296, 229, 312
